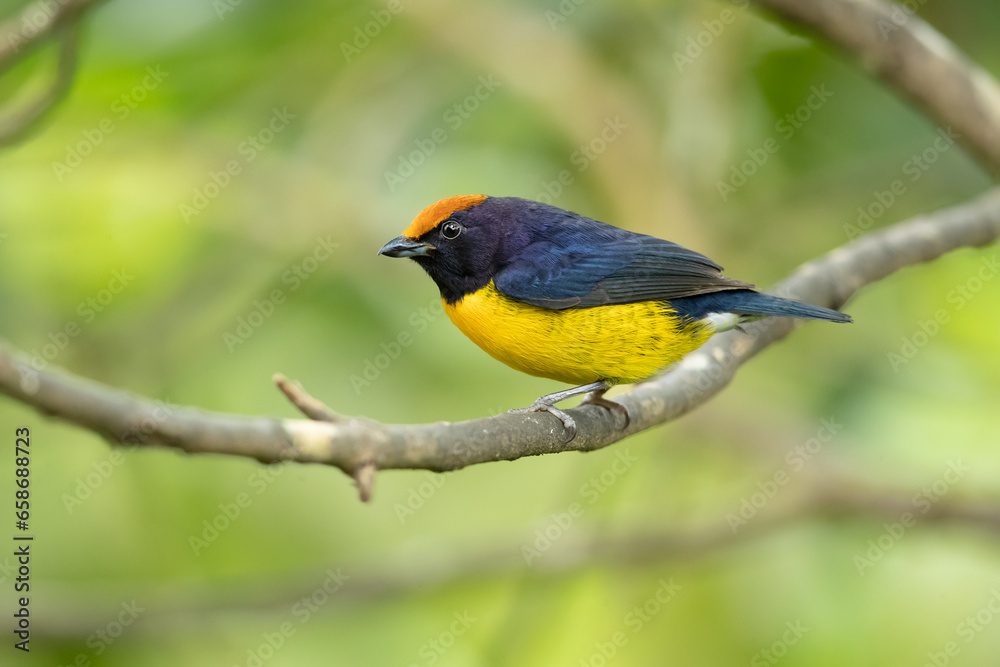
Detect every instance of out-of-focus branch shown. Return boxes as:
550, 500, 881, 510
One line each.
2, 189, 998, 499
0, 0, 110, 145
0, 23, 79, 146
0, 0, 107, 72
30, 477, 1000, 637
751, 0, 1000, 178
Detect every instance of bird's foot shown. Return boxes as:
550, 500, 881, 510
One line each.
508, 380, 616, 442
580, 393, 630, 429
509, 402, 578, 442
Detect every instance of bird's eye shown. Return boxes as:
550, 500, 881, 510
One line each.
440, 220, 463, 240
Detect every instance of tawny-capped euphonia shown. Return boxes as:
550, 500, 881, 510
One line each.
379, 195, 850, 438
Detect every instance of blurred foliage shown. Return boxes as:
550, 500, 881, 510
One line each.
1, 0, 1000, 665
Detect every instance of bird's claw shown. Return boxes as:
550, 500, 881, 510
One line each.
509, 404, 578, 442
580, 395, 630, 429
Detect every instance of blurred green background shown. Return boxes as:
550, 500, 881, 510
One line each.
2, 0, 1000, 664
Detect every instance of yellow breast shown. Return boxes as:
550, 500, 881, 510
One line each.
443, 281, 713, 386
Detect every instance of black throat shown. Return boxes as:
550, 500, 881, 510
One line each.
411, 256, 492, 304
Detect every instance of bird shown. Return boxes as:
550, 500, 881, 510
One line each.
379, 195, 851, 439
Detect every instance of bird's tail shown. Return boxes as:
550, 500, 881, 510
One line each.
671, 289, 852, 325
729, 291, 852, 323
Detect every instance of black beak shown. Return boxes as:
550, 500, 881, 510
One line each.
378, 235, 435, 258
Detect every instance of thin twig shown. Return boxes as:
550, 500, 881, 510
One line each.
353, 460, 377, 502
273, 373, 342, 422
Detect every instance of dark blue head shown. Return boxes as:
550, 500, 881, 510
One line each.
379, 195, 566, 303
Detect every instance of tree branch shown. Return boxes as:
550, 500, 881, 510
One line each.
751, 0, 1000, 178
2, 189, 998, 499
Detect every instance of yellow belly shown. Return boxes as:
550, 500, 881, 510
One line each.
443, 281, 713, 385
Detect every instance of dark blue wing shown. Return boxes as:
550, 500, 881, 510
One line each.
493, 207, 751, 310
